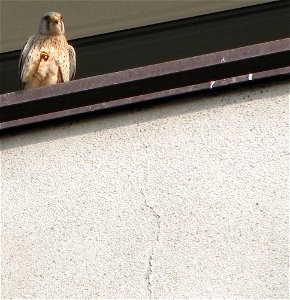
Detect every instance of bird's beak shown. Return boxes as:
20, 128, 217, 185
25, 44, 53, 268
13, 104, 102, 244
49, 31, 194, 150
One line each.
50, 16, 60, 24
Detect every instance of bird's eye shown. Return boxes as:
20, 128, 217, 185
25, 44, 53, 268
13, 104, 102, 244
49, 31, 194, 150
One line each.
60, 15, 63, 20
43, 15, 50, 20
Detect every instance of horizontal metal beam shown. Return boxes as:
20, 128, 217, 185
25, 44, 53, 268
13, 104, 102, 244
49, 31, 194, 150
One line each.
0, 38, 289, 132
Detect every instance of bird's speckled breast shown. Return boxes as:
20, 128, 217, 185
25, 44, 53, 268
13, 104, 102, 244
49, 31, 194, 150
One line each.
28, 34, 70, 82
37, 35, 69, 57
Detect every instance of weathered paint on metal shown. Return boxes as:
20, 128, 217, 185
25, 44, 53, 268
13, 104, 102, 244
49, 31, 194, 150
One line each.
0, 38, 289, 132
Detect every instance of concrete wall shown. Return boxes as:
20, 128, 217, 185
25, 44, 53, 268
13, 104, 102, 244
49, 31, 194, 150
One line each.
1, 80, 289, 299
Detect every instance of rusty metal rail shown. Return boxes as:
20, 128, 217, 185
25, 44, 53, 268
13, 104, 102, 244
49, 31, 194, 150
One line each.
0, 38, 289, 132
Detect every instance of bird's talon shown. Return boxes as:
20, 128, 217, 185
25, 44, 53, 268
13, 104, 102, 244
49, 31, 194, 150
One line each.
40, 51, 49, 61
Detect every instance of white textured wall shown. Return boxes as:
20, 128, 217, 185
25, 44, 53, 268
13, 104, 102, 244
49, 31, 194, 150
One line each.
1, 80, 289, 299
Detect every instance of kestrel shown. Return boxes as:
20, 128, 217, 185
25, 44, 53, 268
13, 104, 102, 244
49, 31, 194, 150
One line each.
19, 12, 76, 90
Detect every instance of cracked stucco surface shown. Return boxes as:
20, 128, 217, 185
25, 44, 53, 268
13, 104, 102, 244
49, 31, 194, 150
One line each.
1, 80, 289, 299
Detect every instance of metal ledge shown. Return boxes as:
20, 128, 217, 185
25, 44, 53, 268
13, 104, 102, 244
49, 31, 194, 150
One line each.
1, 0, 289, 95
0, 38, 289, 132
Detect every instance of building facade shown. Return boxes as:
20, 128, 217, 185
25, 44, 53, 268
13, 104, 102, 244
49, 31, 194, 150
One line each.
1, 1, 289, 299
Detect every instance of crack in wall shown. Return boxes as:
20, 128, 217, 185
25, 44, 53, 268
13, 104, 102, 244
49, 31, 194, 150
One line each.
142, 191, 161, 299
137, 124, 161, 299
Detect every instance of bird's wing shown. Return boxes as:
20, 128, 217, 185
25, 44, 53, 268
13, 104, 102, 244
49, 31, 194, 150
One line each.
68, 45, 76, 81
19, 35, 37, 90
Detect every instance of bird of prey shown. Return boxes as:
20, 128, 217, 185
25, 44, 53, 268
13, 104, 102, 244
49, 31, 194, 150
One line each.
19, 12, 76, 90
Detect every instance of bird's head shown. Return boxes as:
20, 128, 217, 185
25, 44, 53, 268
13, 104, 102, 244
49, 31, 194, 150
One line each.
39, 12, 65, 35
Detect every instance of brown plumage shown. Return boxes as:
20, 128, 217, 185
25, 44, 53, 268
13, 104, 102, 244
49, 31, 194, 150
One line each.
19, 12, 76, 90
